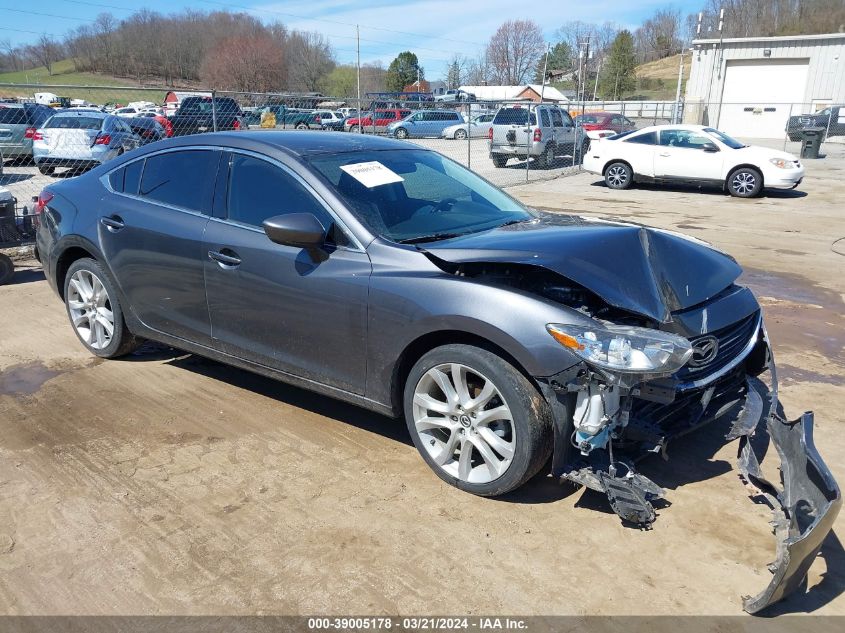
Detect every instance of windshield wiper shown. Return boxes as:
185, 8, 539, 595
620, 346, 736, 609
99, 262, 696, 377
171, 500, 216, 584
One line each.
397, 232, 464, 244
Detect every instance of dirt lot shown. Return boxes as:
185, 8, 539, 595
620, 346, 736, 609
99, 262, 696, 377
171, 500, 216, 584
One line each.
0, 142, 843, 617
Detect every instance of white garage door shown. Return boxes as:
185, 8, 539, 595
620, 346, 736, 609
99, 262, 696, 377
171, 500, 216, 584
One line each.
717, 59, 809, 138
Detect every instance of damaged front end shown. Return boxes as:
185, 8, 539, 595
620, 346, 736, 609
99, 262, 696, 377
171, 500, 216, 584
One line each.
538, 324, 841, 614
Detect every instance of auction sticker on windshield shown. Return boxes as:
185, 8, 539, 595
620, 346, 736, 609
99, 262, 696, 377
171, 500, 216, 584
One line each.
340, 161, 403, 188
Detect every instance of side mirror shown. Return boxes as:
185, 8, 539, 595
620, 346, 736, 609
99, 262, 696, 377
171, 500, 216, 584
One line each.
263, 213, 326, 249
702, 143, 720, 153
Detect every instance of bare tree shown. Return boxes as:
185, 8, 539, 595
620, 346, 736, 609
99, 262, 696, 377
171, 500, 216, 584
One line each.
486, 20, 546, 85
26, 35, 64, 76
200, 35, 287, 92
286, 31, 335, 92
635, 9, 683, 62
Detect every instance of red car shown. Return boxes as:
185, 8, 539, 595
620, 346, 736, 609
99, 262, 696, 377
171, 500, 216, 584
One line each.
345, 109, 411, 133
138, 112, 173, 137
574, 112, 637, 134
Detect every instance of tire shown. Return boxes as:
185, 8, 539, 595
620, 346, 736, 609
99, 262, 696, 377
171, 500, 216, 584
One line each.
492, 154, 508, 168
350, 125, 361, 134
727, 166, 763, 198
63, 258, 142, 359
454, 128, 467, 140
395, 127, 409, 139
37, 163, 55, 176
295, 123, 308, 130
538, 143, 555, 169
403, 344, 553, 497
604, 161, 633, 190
0, 253, 14, 286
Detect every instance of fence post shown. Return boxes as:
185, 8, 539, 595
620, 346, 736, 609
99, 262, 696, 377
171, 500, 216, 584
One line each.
526, 103, 531, 184
783, 103, 792, 152
211, 89, 218, 132
466, 101, 471, 169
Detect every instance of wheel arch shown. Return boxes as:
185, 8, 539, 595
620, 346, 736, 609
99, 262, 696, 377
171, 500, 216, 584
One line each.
390, 329, 540, 418
54, 237, 102, 300
726, 163, 765, 190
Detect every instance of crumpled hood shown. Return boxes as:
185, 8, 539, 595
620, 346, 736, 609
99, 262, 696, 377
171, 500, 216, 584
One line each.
423, 214, 742, 323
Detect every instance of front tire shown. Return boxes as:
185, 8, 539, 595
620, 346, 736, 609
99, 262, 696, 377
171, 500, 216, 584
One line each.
538, 143, 555, 169
454, 128, 467, 140
394, 127, 408, 139
727, 166, 763, 197
604, 161, 633, 189
0, 253, 14, 286
64, 258, 142, 358
404, 344, 552, 497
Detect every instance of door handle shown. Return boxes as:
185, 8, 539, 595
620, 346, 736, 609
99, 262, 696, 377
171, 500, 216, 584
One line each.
100, 215, 125, 231
208, 249, 241, 268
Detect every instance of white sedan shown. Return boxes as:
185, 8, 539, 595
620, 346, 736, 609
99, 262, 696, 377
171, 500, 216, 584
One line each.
441, 113, 494, 139
583, 124, 804, 197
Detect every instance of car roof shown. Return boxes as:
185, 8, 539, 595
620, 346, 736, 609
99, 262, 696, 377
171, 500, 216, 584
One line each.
633, 124, 708, 134
151, 130, 418, 157
54, 109, 108, 118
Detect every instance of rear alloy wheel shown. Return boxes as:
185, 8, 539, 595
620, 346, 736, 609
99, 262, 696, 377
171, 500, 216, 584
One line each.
604, 161, 632, 190
454, 128, 467, 140
404, 344, 552, 497
64, 258, 141, 358
295, 123, 308, 130
492, 155, 508, 168
727, 167, 763, 198
395, 127, 409, 139
37, 163, 55, 176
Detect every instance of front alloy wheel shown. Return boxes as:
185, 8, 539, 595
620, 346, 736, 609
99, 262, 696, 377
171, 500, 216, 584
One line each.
728, 167, 763, 197
404, 344, 552, 496
395, 127, 408, 139
413, 363, 515, 484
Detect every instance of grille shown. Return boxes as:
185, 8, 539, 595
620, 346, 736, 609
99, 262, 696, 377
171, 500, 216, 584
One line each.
676, 311, 760, 382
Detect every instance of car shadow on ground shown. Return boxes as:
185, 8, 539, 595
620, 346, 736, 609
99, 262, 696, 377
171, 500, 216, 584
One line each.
587, 179, 809, 199
124, 344, 414, 448
0, 173, 33, 186
2, 266, 44, 285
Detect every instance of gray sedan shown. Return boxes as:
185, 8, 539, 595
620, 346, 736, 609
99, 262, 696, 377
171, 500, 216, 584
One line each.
34, 132, 839, 614
33, 110, 141, 175
440, 113, 495, 139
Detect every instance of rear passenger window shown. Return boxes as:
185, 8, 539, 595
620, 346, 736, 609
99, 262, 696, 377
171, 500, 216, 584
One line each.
625, 132, 658, 145
540, 109, 551, 127
551, 109, 563, 127
140, 150, 219, 212
124, 159, 143, 195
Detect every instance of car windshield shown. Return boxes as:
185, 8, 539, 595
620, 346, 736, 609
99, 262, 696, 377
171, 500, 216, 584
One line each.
493, 108, 536, 126
44, 115, 103, 130
704, 127, 746, 149
307, 149, 534, 243
575, 114, 600, 124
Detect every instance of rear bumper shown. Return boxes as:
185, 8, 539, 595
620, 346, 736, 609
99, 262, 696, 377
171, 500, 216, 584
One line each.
0, 142, 31, 157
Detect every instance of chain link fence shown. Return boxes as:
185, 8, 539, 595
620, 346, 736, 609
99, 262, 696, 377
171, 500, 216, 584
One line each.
1, 82, 841, 227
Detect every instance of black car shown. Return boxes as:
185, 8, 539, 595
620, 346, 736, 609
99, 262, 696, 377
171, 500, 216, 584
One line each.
786, 104, 844, 141
126, 116, 166, 145
33, 132, 839, 614
168, 96, 244, 136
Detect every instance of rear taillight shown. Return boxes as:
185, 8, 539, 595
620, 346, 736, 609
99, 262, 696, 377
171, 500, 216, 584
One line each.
32, 131, 44, 141
583, 123, 600, 131
533, 128, 542, 142
34, 191, 53, 226
25, 127, 36, 139
488, 127, 493, 139
315, 116, 321, 123
94, 134, 111, 145
233, 119, 241, 130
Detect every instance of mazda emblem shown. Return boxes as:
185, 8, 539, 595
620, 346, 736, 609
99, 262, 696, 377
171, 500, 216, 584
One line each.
688, 335, 719, 367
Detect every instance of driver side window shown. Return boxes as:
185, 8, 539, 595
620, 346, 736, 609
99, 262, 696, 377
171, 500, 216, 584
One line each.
226, 154, 347, 245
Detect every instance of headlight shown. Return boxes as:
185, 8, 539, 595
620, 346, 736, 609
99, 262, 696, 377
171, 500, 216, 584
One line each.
546, 323, 693, 374
769, 158, 792, 169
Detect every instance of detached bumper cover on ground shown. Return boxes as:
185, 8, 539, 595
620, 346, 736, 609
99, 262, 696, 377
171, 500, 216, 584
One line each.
735, 373, 841, 614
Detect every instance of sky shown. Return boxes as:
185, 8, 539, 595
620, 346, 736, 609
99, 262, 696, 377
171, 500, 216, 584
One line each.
0, 0, 702, 78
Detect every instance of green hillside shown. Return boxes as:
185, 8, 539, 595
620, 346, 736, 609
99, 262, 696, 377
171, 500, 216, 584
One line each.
0, 59, 167, 104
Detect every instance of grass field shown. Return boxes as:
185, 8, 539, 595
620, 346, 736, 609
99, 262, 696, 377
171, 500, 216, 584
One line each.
0, 59, 168, 104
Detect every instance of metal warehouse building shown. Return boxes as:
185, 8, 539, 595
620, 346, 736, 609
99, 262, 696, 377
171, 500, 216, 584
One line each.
684, 32, 845, 138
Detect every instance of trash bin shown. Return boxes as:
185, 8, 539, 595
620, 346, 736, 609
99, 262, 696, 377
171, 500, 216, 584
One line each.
799, 127, 824, 159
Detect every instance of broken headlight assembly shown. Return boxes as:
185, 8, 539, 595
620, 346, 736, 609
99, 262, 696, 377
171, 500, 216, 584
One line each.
546, 323, 693, 374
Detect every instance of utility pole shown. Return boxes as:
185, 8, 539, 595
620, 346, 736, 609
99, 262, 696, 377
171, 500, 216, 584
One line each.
673, 49, 685, 123
356, 24, 361, 133
539, 43, 550, 102
714, 7, 727, 128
